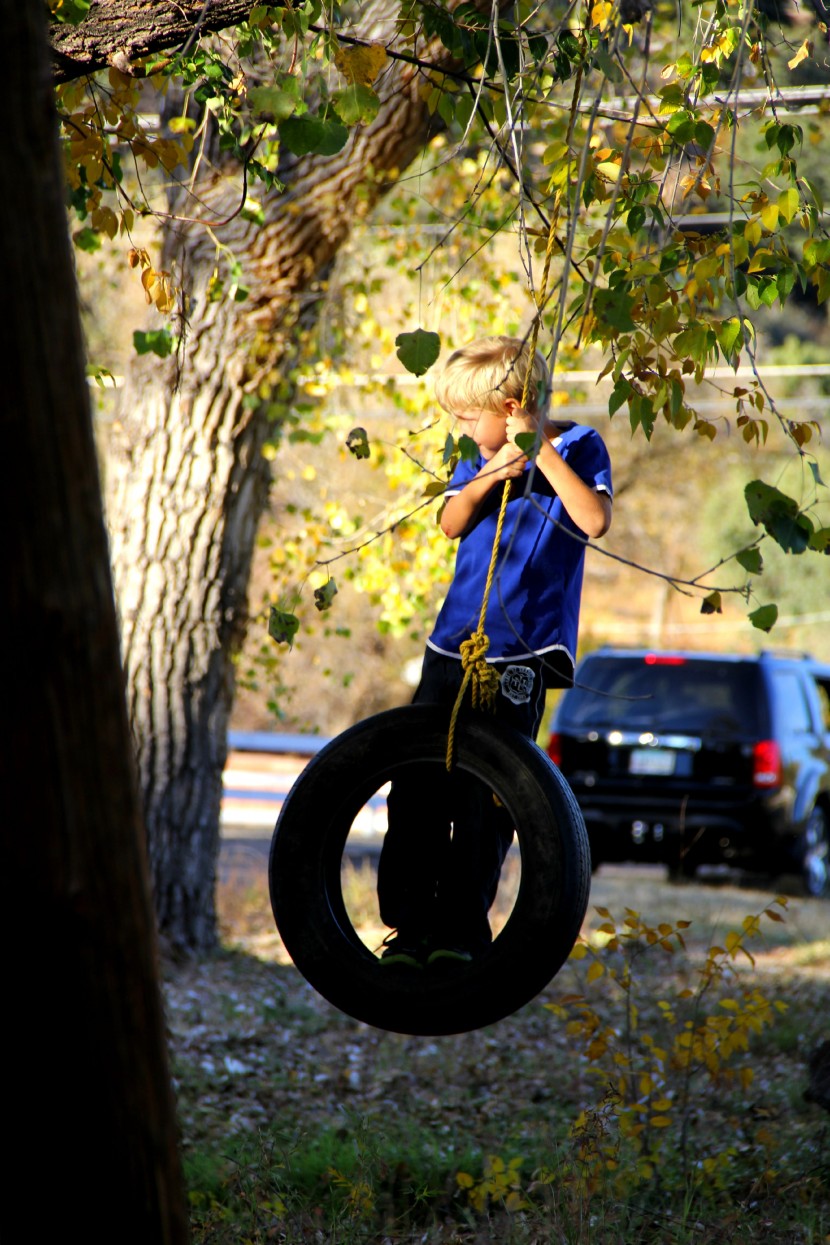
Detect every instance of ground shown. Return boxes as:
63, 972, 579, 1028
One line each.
163, 860, 829, 1243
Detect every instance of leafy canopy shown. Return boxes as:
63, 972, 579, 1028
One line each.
51, 0, 830, 637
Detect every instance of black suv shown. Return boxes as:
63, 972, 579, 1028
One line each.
546, 648, 830, 897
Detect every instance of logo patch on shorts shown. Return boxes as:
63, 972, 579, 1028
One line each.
500, 665, 535, 705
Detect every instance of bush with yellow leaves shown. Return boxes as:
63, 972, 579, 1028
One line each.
547, 899, 790, 1201
456, 899, 795, 1219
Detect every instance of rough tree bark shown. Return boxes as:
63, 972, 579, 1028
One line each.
5, 2, 187, 1238
50, 0, 261, 82
99, 2, 498, 951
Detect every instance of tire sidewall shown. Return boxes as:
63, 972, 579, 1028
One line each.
269, 704, 590, 1034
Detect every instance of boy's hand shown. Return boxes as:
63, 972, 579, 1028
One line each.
486, 442, 527, 480
505, 404, 540, 449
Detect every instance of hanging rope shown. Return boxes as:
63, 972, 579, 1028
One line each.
445, 199, 562, 769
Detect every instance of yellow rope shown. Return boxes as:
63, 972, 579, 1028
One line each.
445, 199, 562, 769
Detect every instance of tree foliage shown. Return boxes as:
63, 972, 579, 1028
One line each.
52, 0, 829, 642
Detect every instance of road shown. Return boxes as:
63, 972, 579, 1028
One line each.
219, 744, 386, 887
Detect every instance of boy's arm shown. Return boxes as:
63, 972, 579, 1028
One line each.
505, 407, 612, 539
440, 444, 527, 539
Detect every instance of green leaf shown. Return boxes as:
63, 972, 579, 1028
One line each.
736, 547, 763, 574
74, 227, 102, 253
776, 267, 796, 304
421, 3, 460, 53
593, 287, 637, 333
457, 434, 479, 462
694, 120, 716, 149
808, 525, 830, 552
241, 197, 265, 225
314, 578, 338, 611
268, 607, 299, 646
700, 591, 722, 615
395, 328, 441, 376
346, 427, 370, 459
629, 393, 655, 440
442, 433, 456, 465
50, 0, 91, 24
715, 317, 742, 359
627, 205, 646, 233
279, 115, 349, 157
665, 110, 695, 144
333, 84, 381, 126
744, 479, 812, 552
248, 83, 301, 121
133, 329, 174, 358
608, 377, 632, 417
514, 432, 538, 457
749, 603, 778, 632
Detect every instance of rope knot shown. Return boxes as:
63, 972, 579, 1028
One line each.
460, 631, 500, 712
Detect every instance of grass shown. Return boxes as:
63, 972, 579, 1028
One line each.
165, 855, 830, 1243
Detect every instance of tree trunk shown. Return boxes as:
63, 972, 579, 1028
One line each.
106, 2, 486, 951
4, 2, 187, 1238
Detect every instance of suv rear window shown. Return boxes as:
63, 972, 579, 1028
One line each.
558, 655, 764, 734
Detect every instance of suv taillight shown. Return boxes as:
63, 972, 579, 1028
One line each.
753, 740, 782, 788
547, 732, 562, 767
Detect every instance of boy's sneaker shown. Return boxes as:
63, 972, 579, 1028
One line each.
426, 946, 473, 967
379, 932, 425, 968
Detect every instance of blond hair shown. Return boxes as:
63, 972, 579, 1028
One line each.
434, 335, 551, 418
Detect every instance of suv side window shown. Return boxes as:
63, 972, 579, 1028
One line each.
812, 677, 830, 733
769, 669, 813, 735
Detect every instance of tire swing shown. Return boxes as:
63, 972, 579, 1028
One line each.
268, 702, 591, 1035
269, 194, 591, 1034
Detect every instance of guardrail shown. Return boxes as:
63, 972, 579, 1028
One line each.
221, 730, 388, 845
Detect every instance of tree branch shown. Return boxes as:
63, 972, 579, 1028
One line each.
50, 0, 259, 83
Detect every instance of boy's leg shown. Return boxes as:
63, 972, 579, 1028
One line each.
376, 649, 456, 945
430, 770, 510, 955
376, 768, 450, 939
431, 659, 548, 957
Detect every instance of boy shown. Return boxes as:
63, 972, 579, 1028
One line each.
377, 335, 613, 967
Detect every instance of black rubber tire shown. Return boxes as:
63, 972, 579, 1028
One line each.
268, 704, 591, 1035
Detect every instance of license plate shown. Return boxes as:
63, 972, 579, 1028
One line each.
629, 748, 676, 776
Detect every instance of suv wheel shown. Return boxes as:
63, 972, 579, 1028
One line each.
802, 807, 829, 899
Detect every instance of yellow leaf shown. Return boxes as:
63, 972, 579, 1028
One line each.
586, 960, 605, 984
760, 201, 779, 231
596, 160, 623, 182
745, 218, 762, 247
787, 38, 811, 70
334, 42, 388, 87
651, 1115, 672, 1128
570, 943, 588, 960
778, 187, 800, 224
591, 0, 614, 28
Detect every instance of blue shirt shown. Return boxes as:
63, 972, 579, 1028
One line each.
427, 422, 612, 675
